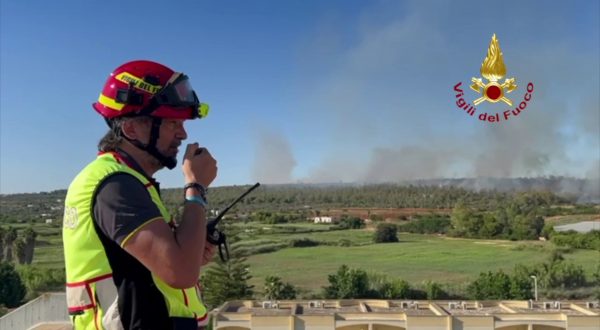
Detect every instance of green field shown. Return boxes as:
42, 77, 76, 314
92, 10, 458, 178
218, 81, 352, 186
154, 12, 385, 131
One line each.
243, 230, 600, 293
31, 224, 64, 268
24, 222, 600, 296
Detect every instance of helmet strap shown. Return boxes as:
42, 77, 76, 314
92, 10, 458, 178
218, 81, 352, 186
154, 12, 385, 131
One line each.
123, 117, 178, 170
147, 117, 178, 170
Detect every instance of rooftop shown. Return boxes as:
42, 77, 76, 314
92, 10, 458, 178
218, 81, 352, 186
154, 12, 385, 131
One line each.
213, 299, 600, 329
218, 299, 600, 317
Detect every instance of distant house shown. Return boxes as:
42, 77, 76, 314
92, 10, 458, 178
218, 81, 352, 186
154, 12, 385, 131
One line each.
312, 216, 336, 224
45, 219, 53, 224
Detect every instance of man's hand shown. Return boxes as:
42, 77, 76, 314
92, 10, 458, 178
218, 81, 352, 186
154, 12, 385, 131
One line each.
182, 143, 217, 187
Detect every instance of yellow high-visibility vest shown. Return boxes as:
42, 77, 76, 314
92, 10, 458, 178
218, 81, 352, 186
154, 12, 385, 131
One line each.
63, 152, 207, 329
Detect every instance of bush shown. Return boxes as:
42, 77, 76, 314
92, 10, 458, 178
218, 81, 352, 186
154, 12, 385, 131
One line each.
374, 223, 398, 243
16, 266, 66, 299
396, 215, 450, 234
237, 242, 288, 256
0, 262, 26, 308
378, 280, 411, 299
367, 273, 411, 299
467, 271, 512, 300
338, 216, 365, 229
338, 239, 353, 247
263, 275, 297, 300
551, 230, 600, 250
509, 264, 534, 299
323, 265, 370, 299
424, 281, 447, 300
289, 238, 320, 247
542, 262, 586, 289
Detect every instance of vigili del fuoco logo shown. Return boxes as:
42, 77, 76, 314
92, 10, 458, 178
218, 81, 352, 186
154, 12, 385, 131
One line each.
453, 34, 534, 123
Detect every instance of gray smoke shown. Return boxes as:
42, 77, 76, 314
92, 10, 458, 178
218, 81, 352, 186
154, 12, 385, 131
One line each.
251, 129, 297, 184
290, 0, 599, 192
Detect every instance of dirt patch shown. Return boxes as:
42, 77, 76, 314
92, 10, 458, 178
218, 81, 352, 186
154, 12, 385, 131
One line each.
318, 207, 451, 219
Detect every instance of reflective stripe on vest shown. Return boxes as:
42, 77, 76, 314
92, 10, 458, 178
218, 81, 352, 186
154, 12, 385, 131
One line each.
63, 153, 207, 329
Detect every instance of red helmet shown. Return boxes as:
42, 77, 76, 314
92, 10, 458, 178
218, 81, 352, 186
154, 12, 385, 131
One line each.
93, 60, 209, 120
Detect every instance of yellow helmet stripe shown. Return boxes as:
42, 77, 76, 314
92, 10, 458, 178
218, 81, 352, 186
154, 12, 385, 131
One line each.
97, 94, 125, 111
115, 72, 162, 94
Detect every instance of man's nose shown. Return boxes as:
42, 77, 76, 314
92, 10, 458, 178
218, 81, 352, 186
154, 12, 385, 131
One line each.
176, 123, 188, 140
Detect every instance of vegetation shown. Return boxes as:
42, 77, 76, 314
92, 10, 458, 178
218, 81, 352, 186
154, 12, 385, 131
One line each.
0, 226, 37, 265
0, 262, 26, 308
17, 265, 65, 300
550, 230, 600, 250
374, 223, 399, 243
397, 215, 451, 234
243, 232, 599, 295
201, 243, 254, 309
263, 276, 297, 300
0, 180, 598, 308
449, 199, 545, 240
336, 216, 365, 230
323, 265, 370, 299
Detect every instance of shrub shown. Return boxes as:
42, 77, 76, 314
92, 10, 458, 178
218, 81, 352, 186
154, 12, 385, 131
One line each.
424, 281, 447, 300
17, 266, 65, 300
396, 215, 450, 234
0, 262, 26, 307
263, 275, 297, 300
338, 216, 365, 229
374, 223, 398, 243
467, 271, 512, 300
323, 265, 370, 299
338, 239, 353, 247
367, 273, 411, 299
289, 238, 320, 247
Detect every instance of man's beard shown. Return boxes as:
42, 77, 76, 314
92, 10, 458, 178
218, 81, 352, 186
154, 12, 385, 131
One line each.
161, 142, 181, 169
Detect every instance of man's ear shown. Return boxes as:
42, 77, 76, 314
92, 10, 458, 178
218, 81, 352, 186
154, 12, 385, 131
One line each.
121, 118, 143, 140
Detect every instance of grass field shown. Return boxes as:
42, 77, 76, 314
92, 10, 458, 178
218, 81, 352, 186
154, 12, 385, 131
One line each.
31, 224, 64, 268
243, 231, 600, 293
24, 221, 600, 297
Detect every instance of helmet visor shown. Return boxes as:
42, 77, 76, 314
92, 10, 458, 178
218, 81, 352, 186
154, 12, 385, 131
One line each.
154, 73, 209, 118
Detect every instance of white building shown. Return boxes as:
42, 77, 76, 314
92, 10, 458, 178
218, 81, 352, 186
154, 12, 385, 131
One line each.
312, 216, 334, 224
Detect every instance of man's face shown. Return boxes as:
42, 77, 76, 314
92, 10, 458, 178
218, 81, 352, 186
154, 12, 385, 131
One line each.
156, 118, 188, 158
125, 116, 188, 168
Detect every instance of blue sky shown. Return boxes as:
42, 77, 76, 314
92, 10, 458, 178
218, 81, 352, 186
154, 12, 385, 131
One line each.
1, 0, 598, 194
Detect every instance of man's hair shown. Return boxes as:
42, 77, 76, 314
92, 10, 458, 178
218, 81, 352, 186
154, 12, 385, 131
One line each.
98, 118, 125, 152
97, 116, 151, 152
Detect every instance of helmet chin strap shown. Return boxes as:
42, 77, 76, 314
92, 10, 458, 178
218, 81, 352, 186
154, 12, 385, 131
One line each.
123, 117, 178, 170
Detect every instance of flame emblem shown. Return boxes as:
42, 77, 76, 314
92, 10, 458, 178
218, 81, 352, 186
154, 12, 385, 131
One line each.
470, 34, 517, 106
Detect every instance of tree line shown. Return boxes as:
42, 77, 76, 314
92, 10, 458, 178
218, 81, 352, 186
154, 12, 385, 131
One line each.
2, 183, 595, 227
160, 184, 580, 214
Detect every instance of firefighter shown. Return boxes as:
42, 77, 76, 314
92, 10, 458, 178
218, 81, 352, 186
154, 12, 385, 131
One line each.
63, 60, 216, 329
